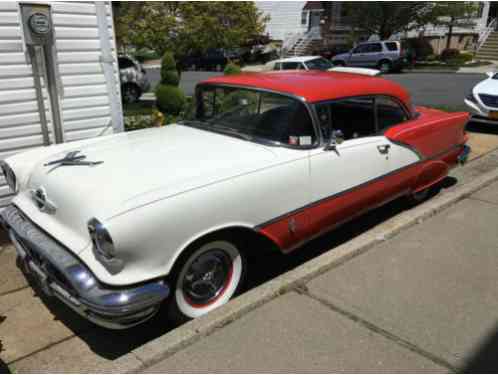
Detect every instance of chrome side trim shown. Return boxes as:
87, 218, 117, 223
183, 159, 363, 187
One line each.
1, 205, 169, 329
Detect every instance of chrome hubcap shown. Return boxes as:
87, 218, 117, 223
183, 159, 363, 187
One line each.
182, 250, 232, 306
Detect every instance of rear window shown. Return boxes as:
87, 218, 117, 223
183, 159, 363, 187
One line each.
281, 62, 302, 70
385, 42, 399, 51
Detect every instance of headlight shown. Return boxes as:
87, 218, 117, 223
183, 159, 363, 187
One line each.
0, 162, 17, 193
88, 218, 115, 259
466, 91, 477, 103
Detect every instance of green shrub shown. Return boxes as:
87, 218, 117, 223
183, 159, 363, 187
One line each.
404, 38, 434, 60
426, 54, 438, 62
440, 48, 460, 61
224, 62, 242, 75
134, 49, 160, 63
160, 52, 180, 86
155, 84, 186, 115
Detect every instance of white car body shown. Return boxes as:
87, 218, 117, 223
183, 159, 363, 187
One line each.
1, 71, 469, 328
4, 124, 417, 286
464, 72, 498, 123
265, 56, 380, 76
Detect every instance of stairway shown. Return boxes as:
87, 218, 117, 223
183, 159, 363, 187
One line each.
476, 31, 498, 61
282, 28, 323, 57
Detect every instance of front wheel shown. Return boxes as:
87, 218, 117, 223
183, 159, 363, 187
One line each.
168, 239, 246, 323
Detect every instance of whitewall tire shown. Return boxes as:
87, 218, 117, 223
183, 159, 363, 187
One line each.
170, 240, 245, 321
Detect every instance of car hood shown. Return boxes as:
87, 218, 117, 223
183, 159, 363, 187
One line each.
473, 77, 498, 95
332, 52, 350, 61
18, 125, 278, 252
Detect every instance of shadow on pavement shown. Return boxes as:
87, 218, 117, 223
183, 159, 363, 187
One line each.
462, 323, 498, 374
467, 121, 498, 136
8, 177, 455, 361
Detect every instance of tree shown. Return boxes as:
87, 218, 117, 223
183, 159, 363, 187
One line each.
115, 2, 268, 57
429, 2, 478, 49
343, 2, 434, 40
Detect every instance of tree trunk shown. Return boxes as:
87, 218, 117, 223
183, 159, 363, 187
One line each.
446, 23, 454, 50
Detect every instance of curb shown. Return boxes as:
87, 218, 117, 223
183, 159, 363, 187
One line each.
128, 163, 498, 372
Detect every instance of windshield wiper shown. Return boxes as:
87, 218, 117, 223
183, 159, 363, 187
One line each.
211, 124, 253, 141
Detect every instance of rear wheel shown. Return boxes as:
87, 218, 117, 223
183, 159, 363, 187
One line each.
378, 60, 392, 74
122, 84, 141, 103
168, 239, 246, 323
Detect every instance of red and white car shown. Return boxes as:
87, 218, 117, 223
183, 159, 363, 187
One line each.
1, 71, 470, 329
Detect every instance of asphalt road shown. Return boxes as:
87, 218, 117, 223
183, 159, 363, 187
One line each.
144, 68, 485, 110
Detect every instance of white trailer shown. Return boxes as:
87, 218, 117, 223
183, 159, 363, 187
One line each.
0, 1, 123, 207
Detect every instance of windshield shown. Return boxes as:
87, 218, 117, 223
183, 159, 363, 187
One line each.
305, 57, 333, 71
181, 86, 316, 147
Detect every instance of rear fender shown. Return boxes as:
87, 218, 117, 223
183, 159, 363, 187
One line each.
413, 160, 448, 193
385, 107, 469, 159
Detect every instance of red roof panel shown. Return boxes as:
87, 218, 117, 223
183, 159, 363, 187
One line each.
201, 71, 412, 109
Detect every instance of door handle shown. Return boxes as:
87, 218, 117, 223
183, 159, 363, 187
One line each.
377, 144, 391, 154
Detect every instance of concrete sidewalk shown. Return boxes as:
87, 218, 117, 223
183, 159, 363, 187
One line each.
145, 183, 498, 373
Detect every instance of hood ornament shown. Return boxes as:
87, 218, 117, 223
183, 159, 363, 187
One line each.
44, 150, 103, 168
30, 187, 57, 214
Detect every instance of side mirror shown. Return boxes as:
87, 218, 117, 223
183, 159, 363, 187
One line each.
486, 71, 494, 78
324, 130, 344, 151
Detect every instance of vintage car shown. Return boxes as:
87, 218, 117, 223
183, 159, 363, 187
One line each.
0, 71, 470, 329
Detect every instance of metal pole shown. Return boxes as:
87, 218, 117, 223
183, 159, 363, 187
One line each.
28, 46, 51, 146
43, 45, 64, 144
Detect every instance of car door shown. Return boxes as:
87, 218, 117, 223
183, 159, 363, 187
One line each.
365, 42, 383, 67
349, 44, 370, 66
307, 97, 415, 236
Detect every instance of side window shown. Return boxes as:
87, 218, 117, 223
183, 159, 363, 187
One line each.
376, 97, 408, 131
329, 97, 376, 140
369, 43, 382, 53
281, 62, 300, 70
118, 57, 134, 69
352, 44, 368, 54
274, 62, 282, 70
258, 93, 316, 146
315, 103, 332, 141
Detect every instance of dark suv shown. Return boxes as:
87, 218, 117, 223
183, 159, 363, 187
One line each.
332, 41, 406, 73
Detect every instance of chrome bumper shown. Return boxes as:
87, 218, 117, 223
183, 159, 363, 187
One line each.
0, 205, 170, 329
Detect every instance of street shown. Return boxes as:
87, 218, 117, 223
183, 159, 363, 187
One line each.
145, 68, 486, 110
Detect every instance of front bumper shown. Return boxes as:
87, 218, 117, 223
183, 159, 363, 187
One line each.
464, 98, 498, 124
0, 205, 170, 329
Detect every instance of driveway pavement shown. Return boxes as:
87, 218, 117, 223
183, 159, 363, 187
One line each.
145, 181, 498, 373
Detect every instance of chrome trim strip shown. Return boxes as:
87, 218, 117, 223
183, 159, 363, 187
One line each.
0, 205, 170, 329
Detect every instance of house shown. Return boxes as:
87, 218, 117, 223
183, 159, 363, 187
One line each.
0, 1, 122, 207
256, 1, 498, 58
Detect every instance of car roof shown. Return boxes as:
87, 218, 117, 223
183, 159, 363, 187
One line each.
201, 71, 411, 106
272, 56, 322, 63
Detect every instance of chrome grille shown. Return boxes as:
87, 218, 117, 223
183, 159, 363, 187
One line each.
479, 93, 498, 108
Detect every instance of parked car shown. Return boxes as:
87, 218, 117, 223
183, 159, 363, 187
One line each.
179, 49, 228, 71
464, 71, 498, 124
118, 55, 150, 103
1, 70, 470, 329
266, 56, 380, 76
312, 45, 351, 60
267, 56, 334, 71
332, 40, 406, 73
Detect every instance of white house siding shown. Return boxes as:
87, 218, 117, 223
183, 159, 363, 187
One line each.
0, 1, 122, 206
256, 1, 307, 41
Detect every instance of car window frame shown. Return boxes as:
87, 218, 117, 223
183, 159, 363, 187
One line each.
186, 83, 322, 150
312, 94, 412, 145
369, 43, 383, 53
